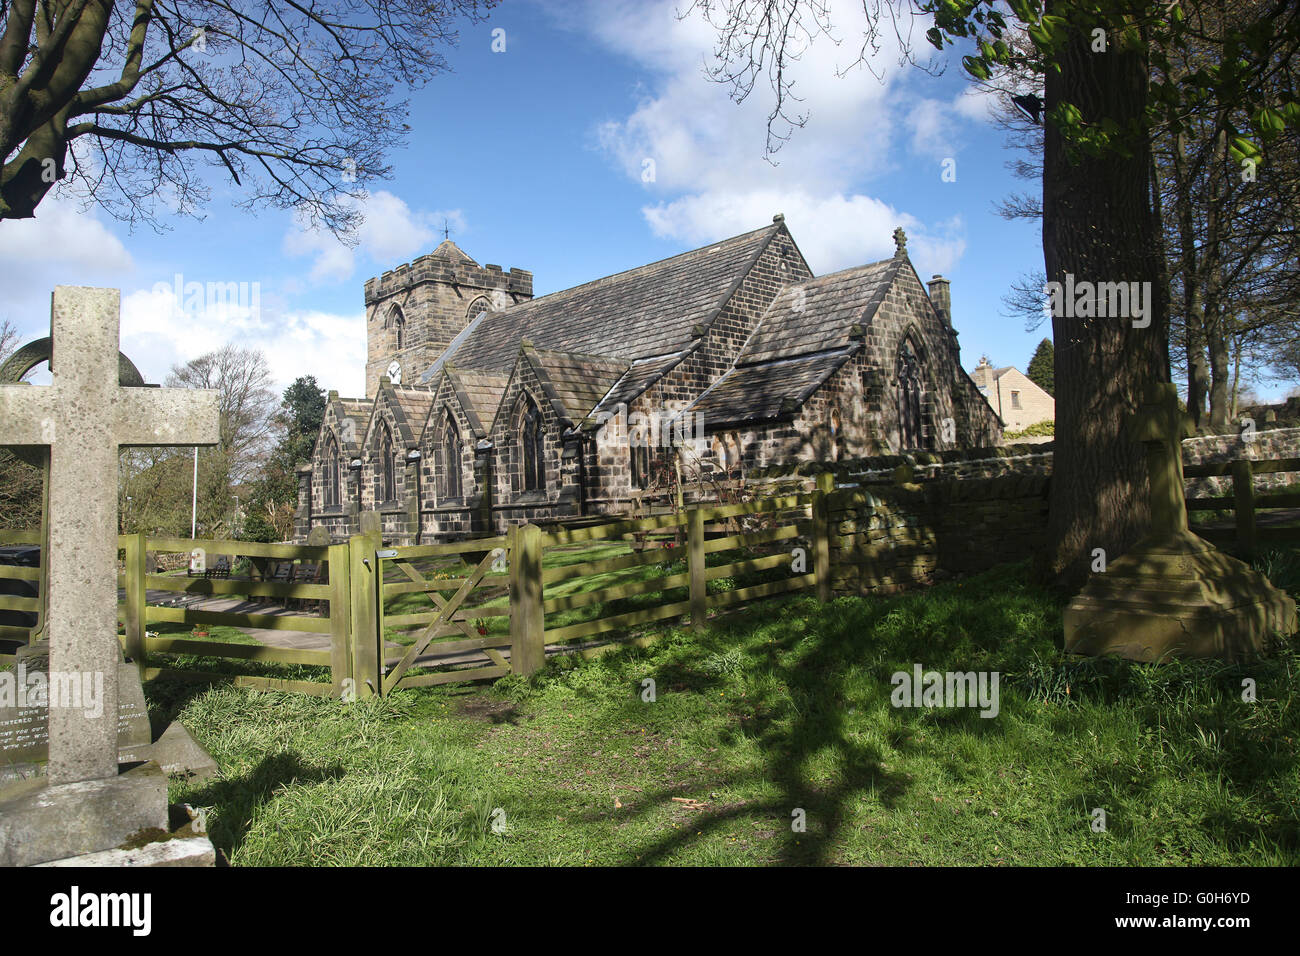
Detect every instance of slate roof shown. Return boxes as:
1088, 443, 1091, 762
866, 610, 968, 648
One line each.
524, 347, 628, 425
448, 223, 780, 373
739, 259, 896, 365
589, 347, 695, 423
445, 368, 510, 438
374, 387, 435, 447
332, 398, 371, 452
678, 258, 914, 429
685, 348, 858, 429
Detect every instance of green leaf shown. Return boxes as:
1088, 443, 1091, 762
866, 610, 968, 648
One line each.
962, 55, 991, 81
1229, 136, 1261, 162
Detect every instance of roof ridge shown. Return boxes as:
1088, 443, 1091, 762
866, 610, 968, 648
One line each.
786, 257, 894, 287
498, 222, 778, 311
530, 345, 630, 366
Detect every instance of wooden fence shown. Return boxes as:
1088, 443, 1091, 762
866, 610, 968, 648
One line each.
1185, 455, 1300, 553
0, 527, 40, 661
0, 473, 835, 695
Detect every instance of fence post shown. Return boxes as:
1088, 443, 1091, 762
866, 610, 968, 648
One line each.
689, 506, 706, 631
328, 542, 353, 700
348, 530, 382, 698
509, 523, 546, 675
1232, 458, 1257, 556
122, 531, 147, 676
813, 471, 834, 603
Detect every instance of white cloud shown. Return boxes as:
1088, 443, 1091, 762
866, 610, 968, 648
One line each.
906, 98, 955, 160
644, 190, 964, 276
0, 190, 135, 338
570, 0, 988, 276
283, 191, 464, 284
953, 85, 1000, 123
120, 285, 366, 397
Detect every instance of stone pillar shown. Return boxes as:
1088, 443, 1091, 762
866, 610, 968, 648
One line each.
474, 441, 495, 534
403, 449, 422, 544
559, 436, 582, 513
293, 462, 313, 542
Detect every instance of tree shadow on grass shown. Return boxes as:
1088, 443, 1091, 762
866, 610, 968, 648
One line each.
181, 751, 345, 863
607, 570, 1063, 865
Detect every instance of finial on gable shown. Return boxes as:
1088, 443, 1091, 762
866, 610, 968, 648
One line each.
893, 227, 908, 258
772, 213, 785, 224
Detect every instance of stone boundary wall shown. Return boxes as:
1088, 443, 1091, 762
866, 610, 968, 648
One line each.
1182, 426, 1300, 497
799, 425, 1300, 595
750, 425, 1300, 495
828, 473, 1049, 595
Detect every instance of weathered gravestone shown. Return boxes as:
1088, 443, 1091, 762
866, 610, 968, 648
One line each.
1064, 382, 1297, 661
0, 645, 152, 780
0, 287, 220, 866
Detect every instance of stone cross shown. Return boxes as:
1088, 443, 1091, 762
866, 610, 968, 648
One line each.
0, 288, 218, 785
1130, 381, 1195, 538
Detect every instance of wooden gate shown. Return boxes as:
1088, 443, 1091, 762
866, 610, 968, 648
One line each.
375, 536, 512, 693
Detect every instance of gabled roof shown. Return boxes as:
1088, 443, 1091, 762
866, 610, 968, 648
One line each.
588, 346, 695, 423
430, 239, 476, 265
444, 367, 510, 438
685, 347, 859, 429
739, 259, 897, 366
327, 397, 371, 453
449, 222, 783, 372
367, 385, 435, 448
522, 346, 627, 426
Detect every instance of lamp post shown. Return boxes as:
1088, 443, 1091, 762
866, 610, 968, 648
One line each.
191, 446, 199, 539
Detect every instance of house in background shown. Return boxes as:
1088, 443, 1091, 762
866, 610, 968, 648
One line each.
970, 357, 1054, 432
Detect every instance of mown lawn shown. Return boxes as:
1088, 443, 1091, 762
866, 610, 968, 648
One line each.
149, 549, 1300, 866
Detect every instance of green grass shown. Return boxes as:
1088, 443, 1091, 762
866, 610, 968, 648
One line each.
155, 552, 1300, 866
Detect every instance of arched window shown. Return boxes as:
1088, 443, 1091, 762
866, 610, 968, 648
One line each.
386, 306, 406, 351
466, 295, 491, 323
520, 398, 545, 492
828, 406, 842, 461
896, 338, 924, 450
439, 410, 462, 499
322, 434, 340, 508
380, 422, 397, 502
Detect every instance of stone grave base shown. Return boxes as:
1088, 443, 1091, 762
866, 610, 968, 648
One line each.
36, 834, 215, 867
0, 759, 218, 867
1064, 530, 1298, 662
1, 719, 219, 786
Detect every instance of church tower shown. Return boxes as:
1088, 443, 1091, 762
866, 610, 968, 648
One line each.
363, 239, 533, 397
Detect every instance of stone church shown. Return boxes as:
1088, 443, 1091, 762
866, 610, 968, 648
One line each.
294, 216, 1002, 543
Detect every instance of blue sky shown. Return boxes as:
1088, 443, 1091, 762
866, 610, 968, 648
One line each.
0, 0, 1057, 399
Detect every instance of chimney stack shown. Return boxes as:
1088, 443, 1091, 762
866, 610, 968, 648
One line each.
928, 274, 951, 325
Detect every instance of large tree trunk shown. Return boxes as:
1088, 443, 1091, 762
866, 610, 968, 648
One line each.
1042, 8, 1169, 592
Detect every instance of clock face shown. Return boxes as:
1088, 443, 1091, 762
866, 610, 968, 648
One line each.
387, 360, 402, 385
